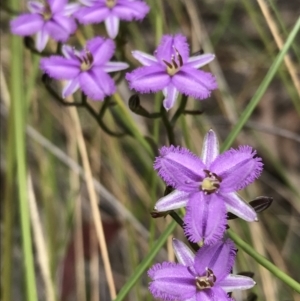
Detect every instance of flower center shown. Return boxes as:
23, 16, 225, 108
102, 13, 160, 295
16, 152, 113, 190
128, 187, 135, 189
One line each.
195, 268, 216, 290
162, 47, 183, 76
200, 170, 222, 194
42, 3, 52, 21
76, 50, 94, 71
106, 0, 116, 8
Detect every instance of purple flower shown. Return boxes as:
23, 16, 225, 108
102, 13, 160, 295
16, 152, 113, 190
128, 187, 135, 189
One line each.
10, 0, 79, 52
154, 130, 263, 244
148, 238, 255, 301
74, 0, 150, 39
126, 34, 217, 110
40, 37, 129, 100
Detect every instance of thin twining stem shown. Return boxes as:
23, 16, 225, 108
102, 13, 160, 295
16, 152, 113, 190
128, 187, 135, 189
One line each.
42, 75, 128, 137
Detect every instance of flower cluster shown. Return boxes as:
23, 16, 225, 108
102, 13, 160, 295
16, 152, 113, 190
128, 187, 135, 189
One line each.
149, 238, 255, 301
10, 2, 266, 300
10, 0, 79, 51
154, 129, 263, 244
74, 0, 150, 39
40, 37, 129, 100
126, 34, 217, 110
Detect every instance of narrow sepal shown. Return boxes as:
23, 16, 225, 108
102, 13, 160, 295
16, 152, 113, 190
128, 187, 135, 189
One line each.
172, 238, 195, 267
218, 274, 256, 292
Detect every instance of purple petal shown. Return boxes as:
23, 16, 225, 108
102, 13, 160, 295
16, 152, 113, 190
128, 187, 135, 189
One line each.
210, 146, 263, 193
104, 15, 120, 39
196, 287, 229, 301
219, 274, 256, 292
154, 146, 205, 191
223, 192, 257, 222
87, 37, 115, 65
172, 238, 195, 267
10, 14, 44, 36
131, 50, 157, 66
64, 3, 81, 15
79, 71, 105, 101
90, 68, 116, 95
186, 54, 215, 69
148, 262, 196, 301
48, 0, 67, 13
201, 129, 219, 166
74, 6, 109, 24
156, 34, 190, 64
172, 67, 217, 100
27, 1, 44, 13
40, 56, 80, 79
36, 28, 49, 52
103, 61, 129, 73
194, 238, 236, 282
155, 190, 190, 211
163, 84, 179, 110
184, 193, 227, 244
126, 65, 170, 94
62, 78, 80, 98
45, 17, 77, 41
113, 0, 150, 20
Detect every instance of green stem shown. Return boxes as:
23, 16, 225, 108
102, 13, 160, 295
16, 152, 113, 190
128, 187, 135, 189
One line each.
221, 16, 300, 152
2, 110, 15, 301
113, 221, 177, 301
171, 95, 188, 126
227, 230, 300, 293
161, 106, 176, 145
11, 33, 38, 301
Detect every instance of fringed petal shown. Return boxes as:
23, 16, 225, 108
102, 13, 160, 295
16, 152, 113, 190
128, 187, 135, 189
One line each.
48, 0, 67, 13
74, 6, 109, 24
154, 146, 205, 191
40, 56, 80, 79
10, 14, 44, 36
210, 146, 263, 192
86, 37, 115, 65
148, 262, 196, 301
126, 65, 170, 94
113, 0, 150, 20
156, 34, 190, 64
172, 67, 217, 100
194, 238, 236, 282
196, 287, 230, 301
184, 193, 227, 244
89, 68, 116, 96
79, 71, 105, 101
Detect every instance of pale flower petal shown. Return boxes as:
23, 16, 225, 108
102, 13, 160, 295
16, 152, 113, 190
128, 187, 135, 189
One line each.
104, 15, 120, 39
